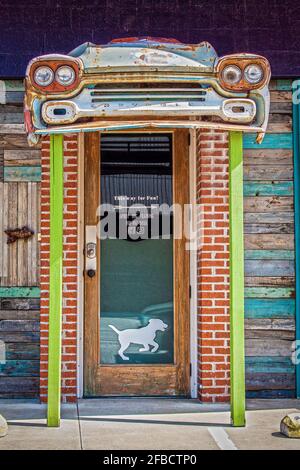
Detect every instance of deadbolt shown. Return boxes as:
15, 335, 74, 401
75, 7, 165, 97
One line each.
87, 269, 96, 278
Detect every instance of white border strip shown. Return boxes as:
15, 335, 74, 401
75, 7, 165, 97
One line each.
77, 132, 84, 398
189, 129, 198, 398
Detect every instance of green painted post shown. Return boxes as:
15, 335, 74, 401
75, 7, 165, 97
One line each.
292, 79, 300, 398
229, 131, 246, 427
47, 134, 64, 427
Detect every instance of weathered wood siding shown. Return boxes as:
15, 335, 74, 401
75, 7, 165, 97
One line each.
0, 80, 40, 398
244, 79, 296, 398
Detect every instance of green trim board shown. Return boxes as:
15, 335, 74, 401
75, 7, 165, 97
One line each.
229, 131, 246, 427
293, 79, 300, 398
243, 133, 293, 149
47, 134, 64, 427
0, 287, 40, 298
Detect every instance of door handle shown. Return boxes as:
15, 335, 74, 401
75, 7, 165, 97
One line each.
85, 226, 97, 276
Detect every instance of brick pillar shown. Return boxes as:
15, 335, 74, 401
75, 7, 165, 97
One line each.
40, 134, 79, 403
196, 128, 231, 402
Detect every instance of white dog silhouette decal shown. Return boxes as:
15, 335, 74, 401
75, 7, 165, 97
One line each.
109, 318, 168, 361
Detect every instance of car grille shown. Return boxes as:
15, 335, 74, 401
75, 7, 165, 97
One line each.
90, 83, 207, 104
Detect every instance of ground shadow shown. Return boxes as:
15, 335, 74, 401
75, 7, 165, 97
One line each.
271, 432, 290, 440
78, 416, 232, 428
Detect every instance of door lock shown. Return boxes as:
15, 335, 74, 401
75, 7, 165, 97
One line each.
85, 226, 97, 276
87, 269, 96, 278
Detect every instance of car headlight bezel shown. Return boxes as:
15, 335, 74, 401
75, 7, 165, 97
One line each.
29, 58, 82, 93
217, 55, 270, 92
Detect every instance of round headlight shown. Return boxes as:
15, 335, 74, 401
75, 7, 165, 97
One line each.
222, 65, 242, 85
244, 64, 264, 84
55, 66, 76, 86
34, 66, 54, 86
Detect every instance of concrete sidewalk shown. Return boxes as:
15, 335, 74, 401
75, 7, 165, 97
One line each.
0, 398, 299, 450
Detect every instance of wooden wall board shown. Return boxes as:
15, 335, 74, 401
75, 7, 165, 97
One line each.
243, 182, 293, 197
245, 299, 295, 318
5, 342, 39, 360
0, 360, 39, 377
243, 87, 296, 397
245, 373, 295, 390
244, 287, 294, 298
245, 318, 295, 331
245, 356, 295, 374
244, 234, 294, 250
245, 338, 293, 356
0, 377, 39, 398
246, 389, 295, 398
245, 260, 294, 277
0, 287, 40, 298
244, 133, 293, 149
244, 250, 294, 260
4, 166, 41, 182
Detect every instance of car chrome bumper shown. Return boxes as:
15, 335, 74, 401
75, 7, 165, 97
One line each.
41, 86, 257, 125
42, 97, 257, 125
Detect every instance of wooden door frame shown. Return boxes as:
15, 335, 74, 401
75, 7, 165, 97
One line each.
83, 129, 190, 396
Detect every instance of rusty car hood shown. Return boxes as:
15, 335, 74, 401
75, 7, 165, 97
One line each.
69, 38, 218, 72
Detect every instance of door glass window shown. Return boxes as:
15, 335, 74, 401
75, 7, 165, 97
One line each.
99, 134, 174, 364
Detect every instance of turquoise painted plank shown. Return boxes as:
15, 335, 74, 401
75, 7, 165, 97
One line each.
245, 287, 294, 298
0, 287, 40, 298
4, 80, 25, 92
245, 356, 295, 374
0, 360, 39, 377
292, 79, 300, 398
245, 250, 294, 260
4, 166, 41, 182
277, 79, 292, 91
6, 345, 39, 360
243, 133, 293, 149
245, 299, 295, 318
245, 260, 294, 277
243, 182, 293, 196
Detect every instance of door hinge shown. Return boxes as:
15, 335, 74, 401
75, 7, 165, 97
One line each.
189, 285, 192, 298
188, 132, 191, 146
190, 363, 192, 377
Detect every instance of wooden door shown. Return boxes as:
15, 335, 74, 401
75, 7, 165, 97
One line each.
84, 129, 190, 396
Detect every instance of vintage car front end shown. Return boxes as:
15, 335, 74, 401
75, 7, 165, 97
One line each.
24, 38, 271, 145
